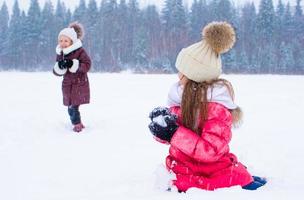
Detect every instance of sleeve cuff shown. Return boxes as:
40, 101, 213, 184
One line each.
69, 59, 79, 73
53, 62, 67, 75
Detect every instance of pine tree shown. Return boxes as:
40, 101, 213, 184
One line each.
116, 0, 129, 66
236, 50, 249, 73
0, 2, 9, 35
162, 0, 173, 32
0, 2, 9, 66
65, 9, 72, 26
278, 41, 295, 73
273, 0, 285, 71
7, 0, 22, 69
293, 0, 304, 71
19, 11, 29, 69
282, 3, 293, 43
126, 0, 140, 66
99, 0, 120, 71
55, 0, 66, 33
161, 0, 189, 70
133, 25, 148, 71
297, 47, 304, 73
209, 0, 219, 20
73, 0, 87, 23
141, 5, 162, 71
189, 0, 209, 41
275, 0, 285, 43
257, 44, 276, 73
222, 49, 236, 73
189, 0, 199, 40
256, 0, 275, 44
24, 0, 42, 67
86, 0, 99, 62
216, 0, 233, 21
294, 0, 303, 20
40, 0, 56, 68
239, 2, 257, 69
256, 0, 276, 72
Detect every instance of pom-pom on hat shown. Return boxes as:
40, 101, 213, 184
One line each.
58, 21, 84, 44
175, 21, 236, 82
69, 21, 84, 40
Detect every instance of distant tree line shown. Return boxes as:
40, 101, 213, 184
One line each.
0, 0, 303, 74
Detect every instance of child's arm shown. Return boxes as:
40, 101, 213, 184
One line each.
170, 125, 231, 163
69, 49, 91, 73
53, 55, 67, 76
148, 107, 178, 144
170, 107, 232, 163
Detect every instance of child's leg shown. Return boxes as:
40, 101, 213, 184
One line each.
68, 105, 81, 125
68, 105, 85, 132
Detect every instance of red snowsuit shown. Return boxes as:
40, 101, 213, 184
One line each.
166, 103, 253, 191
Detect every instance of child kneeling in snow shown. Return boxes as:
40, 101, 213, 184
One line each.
53, 22, 91, 132
148, 22, 266, 192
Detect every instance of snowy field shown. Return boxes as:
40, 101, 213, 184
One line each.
0, 72, 304, 200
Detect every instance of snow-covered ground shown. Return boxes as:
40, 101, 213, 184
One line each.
0, 72, 303, 200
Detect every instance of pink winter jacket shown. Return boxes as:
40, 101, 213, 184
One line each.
166, 103, 253, 191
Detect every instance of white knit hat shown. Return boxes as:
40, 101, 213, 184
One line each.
58, 28, 77, 44
176, 21, 236, 82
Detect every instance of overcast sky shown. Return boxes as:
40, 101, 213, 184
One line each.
0, 0, 299, 14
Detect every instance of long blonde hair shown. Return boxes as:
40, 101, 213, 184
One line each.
181, 78, 241, 135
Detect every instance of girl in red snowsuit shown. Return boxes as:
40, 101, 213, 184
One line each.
148, 22, 266, 192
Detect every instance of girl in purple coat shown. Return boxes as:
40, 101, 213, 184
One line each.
53, 22, 91, 132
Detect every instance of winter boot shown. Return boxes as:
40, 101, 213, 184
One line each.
73, 123, 85, 132
252, 176, 267, 185
242, 176, 267, 190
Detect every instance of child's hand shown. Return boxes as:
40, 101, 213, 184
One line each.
63, 59, 73, 69
149, 115, 178, 142
58, 59, 73, 69
149, 107, 171, 120
58, 60, 67, 69
148, 107, 178, 143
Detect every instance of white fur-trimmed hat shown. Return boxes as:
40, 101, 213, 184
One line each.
58, 28, 77, 44
176, 21, 236, 82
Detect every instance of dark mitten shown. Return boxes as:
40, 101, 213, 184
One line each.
149, 107, 171, 120
58, 60, 66, 69
63, 59, 73, 68
148, 113, 178, 142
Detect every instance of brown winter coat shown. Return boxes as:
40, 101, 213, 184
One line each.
53, 41, 91, 106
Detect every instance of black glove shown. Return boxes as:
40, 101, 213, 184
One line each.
148, 107, 178, 142
63, 59, 73, 69
58, 60, 66, 69
149, 107, 171, 120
